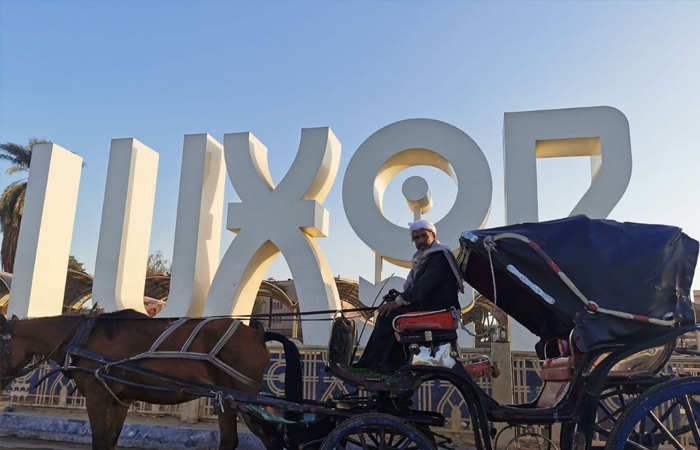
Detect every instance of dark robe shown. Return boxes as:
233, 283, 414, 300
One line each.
355, 252, 460, 372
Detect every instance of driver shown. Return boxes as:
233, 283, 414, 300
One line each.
354, 220, 464, 373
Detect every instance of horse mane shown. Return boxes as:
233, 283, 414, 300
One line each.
100, 309, 151, 340
101, 309, 149, 319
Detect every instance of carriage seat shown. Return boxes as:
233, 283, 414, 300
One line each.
536, 339, 575, 408
540, 356, 574, 381
391, 309, 500, 379
392, 309, 459, 344
392, 309, 459, 332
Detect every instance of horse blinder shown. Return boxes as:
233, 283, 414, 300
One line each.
0, 316, 17, 381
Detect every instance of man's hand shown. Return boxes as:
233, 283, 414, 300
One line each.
377, 301, 399, 316
377, 295, 409, 316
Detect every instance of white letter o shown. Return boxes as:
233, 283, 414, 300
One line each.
343, 119, 492, 267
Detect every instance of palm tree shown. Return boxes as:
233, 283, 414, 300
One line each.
0, 138, 51, 272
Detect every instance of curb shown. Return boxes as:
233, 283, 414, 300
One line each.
0, 413, 265, 449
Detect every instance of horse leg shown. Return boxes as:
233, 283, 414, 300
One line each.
85, 394, 129, 450
109, 401, 129, 449
217, 403, 239, 450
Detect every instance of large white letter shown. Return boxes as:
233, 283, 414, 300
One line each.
9, 144, 82, 318
503, 106, 632, 224
204, 128, 342, 344
93, 139, 159, 313
343, 119, 492, 267
161, 134, 225, 317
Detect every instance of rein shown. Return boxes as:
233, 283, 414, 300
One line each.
87, 307, 378, 322
1, 316, 83, 383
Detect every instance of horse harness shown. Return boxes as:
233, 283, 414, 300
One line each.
2, 314, 261, 395
91, 317, 260, 391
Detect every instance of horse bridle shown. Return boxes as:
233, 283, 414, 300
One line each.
0, 316, 17, 382
0, 316, 80, 384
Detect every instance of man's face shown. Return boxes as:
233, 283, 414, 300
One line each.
411, 229, 435, 252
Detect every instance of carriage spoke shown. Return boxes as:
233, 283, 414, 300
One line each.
647, 410, 686, 450
386, 430, 396, 447
394, 435, 410, 450
600, 398, 620, 420
593, 424, 611, 437
345, 437, 364, 447
649, 400, 678, 434
378, 425, 386, 450
357, 429, 370, 450
684, 396, 700, 419
367, 429, 382, 447
598, 405, 624, 425
323, 415, 432, 450
680, 395, 700, 446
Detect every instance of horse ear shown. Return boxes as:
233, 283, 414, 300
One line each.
11, 315, 19, 321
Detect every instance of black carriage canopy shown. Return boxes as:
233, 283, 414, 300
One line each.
457, 215, 699, 355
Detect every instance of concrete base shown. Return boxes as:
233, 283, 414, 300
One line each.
0, 412, 263, 450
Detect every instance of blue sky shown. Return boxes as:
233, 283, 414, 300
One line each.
1, 1, 699, 290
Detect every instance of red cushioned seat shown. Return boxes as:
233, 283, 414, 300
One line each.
393, 309, 459, 332
539, 357, 574, 381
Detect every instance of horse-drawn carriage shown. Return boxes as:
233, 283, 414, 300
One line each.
2, 216, 699, 450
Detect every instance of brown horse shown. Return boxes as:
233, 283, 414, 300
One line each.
0, 310, 302, 450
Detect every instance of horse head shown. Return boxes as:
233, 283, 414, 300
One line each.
0, 314, 30, 390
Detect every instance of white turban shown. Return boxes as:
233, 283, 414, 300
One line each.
408, 220, 436, 235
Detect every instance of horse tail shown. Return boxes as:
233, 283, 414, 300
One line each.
264, 332, 303, 403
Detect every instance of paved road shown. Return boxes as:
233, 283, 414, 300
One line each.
1, 437, 95, 449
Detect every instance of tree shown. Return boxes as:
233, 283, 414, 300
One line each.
68, 255, 85, 272
0, 138, 51, 272
146, 251, 171, 276
252, 296, 266, 315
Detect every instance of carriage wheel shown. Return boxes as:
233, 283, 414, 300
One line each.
320, 413, 436, 450
561, 382, 654, 450
605, 377, 700, 450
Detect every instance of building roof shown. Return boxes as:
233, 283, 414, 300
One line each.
63, 270, 95, 311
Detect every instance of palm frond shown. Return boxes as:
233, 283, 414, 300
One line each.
27, 138, 51, 149
0, 181, 26, 206
6, 165, 28, 175
0, 138, 51, 170
0, 143, 31, 167
14, 189, 25, 217
0, 181, 27, 229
